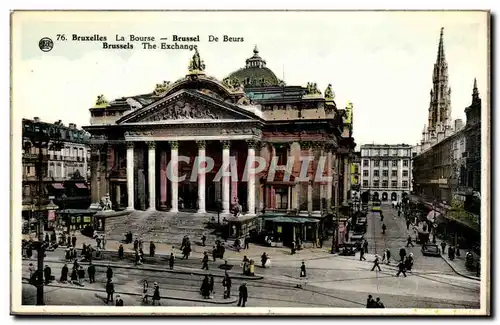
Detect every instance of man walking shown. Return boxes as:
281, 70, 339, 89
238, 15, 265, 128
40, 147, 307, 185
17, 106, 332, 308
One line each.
363, 240, 368, 254
440, 241, 446, 255
244, 236, 250, 250
359, 247, 366, 261
396, 259, 407, 277
118, 244, 124, 259
406, 235, 414, 247
237, 283, 248, 307
382, 223, 387, 235
399, 248, 407, 262
371, 254, 382, 271
202, 252, 209, 270
106, 279, 115, 304
88, 262, 96, 283
222, 272, 232, 299
106, 265, 113, 282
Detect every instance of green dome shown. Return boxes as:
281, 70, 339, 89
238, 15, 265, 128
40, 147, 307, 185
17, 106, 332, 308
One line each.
227, 46, 282, 87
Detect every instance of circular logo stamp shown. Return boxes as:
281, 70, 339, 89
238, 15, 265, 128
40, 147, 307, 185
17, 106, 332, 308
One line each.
38, 37, 54, 52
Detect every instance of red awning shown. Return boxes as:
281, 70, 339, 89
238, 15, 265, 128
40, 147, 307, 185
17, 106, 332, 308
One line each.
75, 183, 87, 189
51, 183, 65, 189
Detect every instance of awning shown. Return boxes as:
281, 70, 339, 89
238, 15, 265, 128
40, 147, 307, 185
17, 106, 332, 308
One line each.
426, 210, 442, 223
75, 183, 87, 189
261, 170, 296, 184
263, 216, 320, 223
51, 183, 65, 189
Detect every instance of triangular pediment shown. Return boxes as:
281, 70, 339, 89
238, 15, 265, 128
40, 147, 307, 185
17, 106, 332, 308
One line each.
117, 89, 259, 124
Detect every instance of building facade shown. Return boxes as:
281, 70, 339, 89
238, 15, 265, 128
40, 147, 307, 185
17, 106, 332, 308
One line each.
22, 117, 92, 233
411, 28, 482, 248
360, 144, 413, 203
83, 48, 356, 220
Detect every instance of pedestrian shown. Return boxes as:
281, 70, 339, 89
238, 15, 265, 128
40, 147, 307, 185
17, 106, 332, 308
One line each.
106, 265, 113, 281
382, 223, 387, 234
244, 236, 250, 249
406, 253, 414, 272
106, 279, 115, 304
371, 254, 381, 272
182, 243, 191, 260
261, 252, 268, 268
169, 253, 175, 270
70, 268, 78, 285
440, 241, 446, 255
291, 240, 296, 255
222, 272, 232, 299
26, 244, 33, 259
60, 263, 68, 283
297, 261, 307, 289
44, 265, 52, 285
149, 241, 156, 257
115, 295, 124, 306
202, 252, 209, 270
78, 266, 85, 285
201, 234, 206, 246
380, 212, 384, 222
102, 234, 106, 250
45, 233, 50, 243
382, 249, 391, 264
366, 294, 376, 308
406, 220, 410, 230
375, 297, 385, 308
359, 247, 366, 261
71, 234, 77, 248
142, 280, 149, 304
456, 243, 461, 257
209, 275, 215, 298
118, 244, 124, 259
396, 259, 407, 277
237, 283, 248, 307
28, 263, 35, 279
133, 239, 139, 251
406, 235, 414, 247
96, 236, 101, 249
399, 248, 407, 262
363, 240, 368, 254
152, 282, 161, 306
88, 262, 96, 283
139, 239, 144, 251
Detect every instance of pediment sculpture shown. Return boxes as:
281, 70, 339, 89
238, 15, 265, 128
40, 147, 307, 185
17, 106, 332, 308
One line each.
324, 84, 335, 100
154, 81, 171, 95
142, 100, 229, 122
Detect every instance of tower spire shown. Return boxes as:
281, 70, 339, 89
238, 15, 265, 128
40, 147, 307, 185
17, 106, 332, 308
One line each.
472, 78, 480, 104
437, 27, 445, 63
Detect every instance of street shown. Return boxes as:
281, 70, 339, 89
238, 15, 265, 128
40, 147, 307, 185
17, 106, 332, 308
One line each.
365, 203, 451, 272
21, 218, 480, 309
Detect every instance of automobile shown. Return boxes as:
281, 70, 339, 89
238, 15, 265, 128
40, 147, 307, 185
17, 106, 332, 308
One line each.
421, 243, 441, 257
371, 201, 382, 212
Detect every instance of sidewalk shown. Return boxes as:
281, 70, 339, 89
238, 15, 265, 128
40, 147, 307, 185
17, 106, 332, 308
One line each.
21, 279, 237, 305
440, 253, 480, 281
69, 232, 332, 264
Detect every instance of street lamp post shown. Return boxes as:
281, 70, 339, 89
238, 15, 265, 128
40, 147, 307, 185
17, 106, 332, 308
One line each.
24, 120, 63, 305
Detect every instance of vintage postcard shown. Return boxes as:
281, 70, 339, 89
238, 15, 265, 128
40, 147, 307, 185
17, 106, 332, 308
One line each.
10, 10, 490, 316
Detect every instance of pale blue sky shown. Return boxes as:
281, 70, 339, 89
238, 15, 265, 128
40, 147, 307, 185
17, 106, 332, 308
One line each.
12, 11, 488, 147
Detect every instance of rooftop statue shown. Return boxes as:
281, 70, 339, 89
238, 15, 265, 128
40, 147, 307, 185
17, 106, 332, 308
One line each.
306, 82, 321, 95
154, 80, 171, 95
94, 94, 108, 107
188, 49, 206, 72
324, 84, 335, 100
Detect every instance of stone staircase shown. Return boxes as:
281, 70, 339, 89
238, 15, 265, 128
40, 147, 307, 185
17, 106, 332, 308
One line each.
104, 210, 220, 246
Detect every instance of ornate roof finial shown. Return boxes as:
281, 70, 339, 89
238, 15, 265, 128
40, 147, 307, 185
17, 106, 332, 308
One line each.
253, 45, 259, 55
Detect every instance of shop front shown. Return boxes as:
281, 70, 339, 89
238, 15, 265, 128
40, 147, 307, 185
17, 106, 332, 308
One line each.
261, 215, 320, 247
57, 209, 99, 233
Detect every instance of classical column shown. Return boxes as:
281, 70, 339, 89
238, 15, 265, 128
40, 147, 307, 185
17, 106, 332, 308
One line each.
169, 141, 179, 213
197, 140, 206, 213
126, 142, 135, 210
246, 140, 257, 215
287, 186, 292, 210
115, 184, 121, 209
221, 141, 230, 214
160, 149, 168, 210
147, 141, 156, 210
307, 180, 313, 215
326, 147, 333, 211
